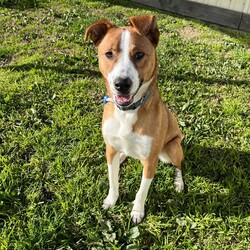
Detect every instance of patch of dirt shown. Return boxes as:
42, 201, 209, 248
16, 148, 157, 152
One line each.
177, 26, 201, 40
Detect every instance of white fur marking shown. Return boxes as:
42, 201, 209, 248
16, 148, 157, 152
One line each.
103, 109, 152, 160
159, 151, 172, 164
103, 152, 120, 209
131, 176, 153, 224
133, 77, 153, 103
120, 29, 130, 66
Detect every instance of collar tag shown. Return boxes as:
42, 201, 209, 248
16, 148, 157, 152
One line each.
103, 95, 110, 105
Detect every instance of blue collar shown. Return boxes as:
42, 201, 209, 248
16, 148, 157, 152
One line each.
103, 88, 153, 111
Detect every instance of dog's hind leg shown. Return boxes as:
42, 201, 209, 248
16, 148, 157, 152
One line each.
159, 137, 184, 192
103, 145, 120, 209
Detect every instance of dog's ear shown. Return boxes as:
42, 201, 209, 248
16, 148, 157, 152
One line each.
84, 19, 115, 46
129, 15, 159, 47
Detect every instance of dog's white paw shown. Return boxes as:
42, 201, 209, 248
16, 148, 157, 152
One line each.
175, 176, 184, 192
131, 210, 144, 224
175, 169, 184, 192
102, 195, 118, 210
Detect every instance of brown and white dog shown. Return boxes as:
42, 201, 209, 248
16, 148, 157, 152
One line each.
84, 15, 184, 224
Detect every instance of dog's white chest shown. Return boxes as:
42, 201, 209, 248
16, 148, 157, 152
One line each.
103, 109, 152, 159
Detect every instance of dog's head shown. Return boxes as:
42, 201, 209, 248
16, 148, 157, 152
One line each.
84, 15, 159, 107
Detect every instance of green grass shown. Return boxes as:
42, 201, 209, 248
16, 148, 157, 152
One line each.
0, 0, 250, 249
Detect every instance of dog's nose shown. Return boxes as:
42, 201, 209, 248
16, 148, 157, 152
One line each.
114, 77, 132, 94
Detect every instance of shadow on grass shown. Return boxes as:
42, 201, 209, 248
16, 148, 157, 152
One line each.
2, 62, 102, 77
0, 0, 45, 9
150, 144, 250, 218
159, 73, 249, 86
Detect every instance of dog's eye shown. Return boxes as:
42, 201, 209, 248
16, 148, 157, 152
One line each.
105, 51, 113, 59
134, 52, 145, 60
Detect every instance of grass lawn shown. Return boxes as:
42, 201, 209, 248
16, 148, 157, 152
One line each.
0, 0, 250, 249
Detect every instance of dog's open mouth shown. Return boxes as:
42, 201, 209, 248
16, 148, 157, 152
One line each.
115, 95, 133, 106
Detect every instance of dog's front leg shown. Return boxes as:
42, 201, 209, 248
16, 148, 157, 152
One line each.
103, 145, 120, 209
131, 159, 157, 224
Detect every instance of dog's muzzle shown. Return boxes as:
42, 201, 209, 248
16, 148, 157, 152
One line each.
113, 77, 133, 106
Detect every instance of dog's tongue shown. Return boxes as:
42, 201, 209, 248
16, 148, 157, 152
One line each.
115, 95, 132, 105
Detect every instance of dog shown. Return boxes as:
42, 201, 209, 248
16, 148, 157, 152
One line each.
84, 15, 184, 224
